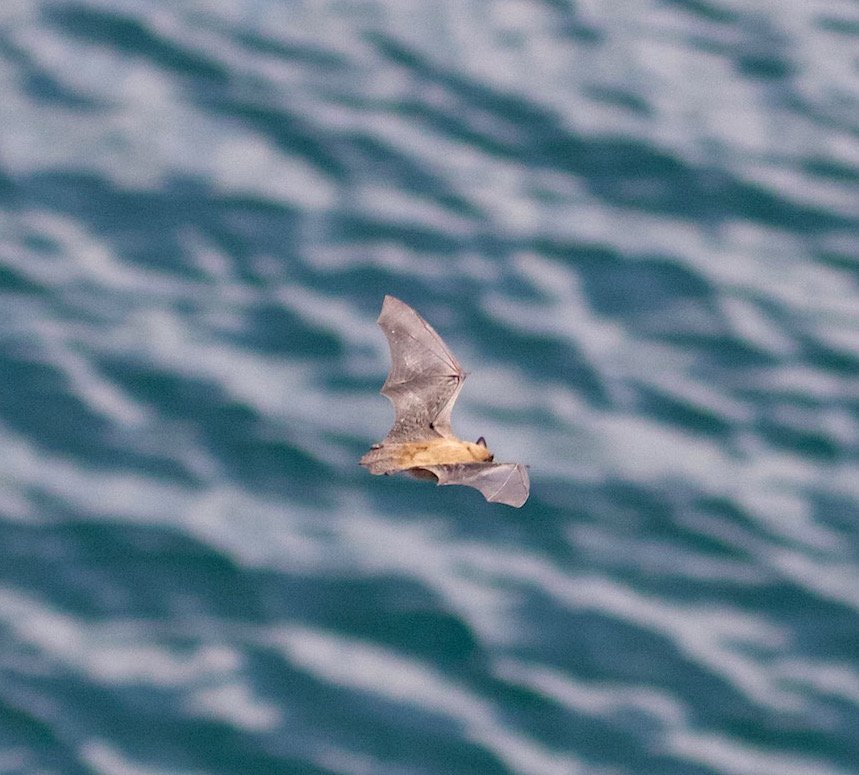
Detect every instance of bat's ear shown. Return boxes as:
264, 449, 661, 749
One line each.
476, 436, 487, 447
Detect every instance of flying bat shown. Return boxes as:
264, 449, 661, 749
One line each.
361, 295, 529, 507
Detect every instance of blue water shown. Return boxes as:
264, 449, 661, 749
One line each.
1, 1, 858, 773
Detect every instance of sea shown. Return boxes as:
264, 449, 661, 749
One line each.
1, 1, 858, 773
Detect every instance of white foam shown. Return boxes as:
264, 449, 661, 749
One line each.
185, 682, 282, 731
774, 658, 859, 708
272, 625, 583, 775
81, 741, 205, 775
0, 587, 240, 686
720, 295, 797, 357
3, 17, 336, 206
768, 549, 859, 612
568, 523, 769, 584
667, 730, 855, 775
463, 549, 802, 712
496, 658, 687, 728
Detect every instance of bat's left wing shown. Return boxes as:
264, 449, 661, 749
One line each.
424, 463, 530, 507
377, 295, 465, 442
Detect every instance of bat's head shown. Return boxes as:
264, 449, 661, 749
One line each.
466, 436, 494, 462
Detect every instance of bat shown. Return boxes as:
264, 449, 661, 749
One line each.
361, 295, 529, 507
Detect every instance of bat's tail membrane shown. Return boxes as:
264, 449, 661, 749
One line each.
360, 445, 400, 475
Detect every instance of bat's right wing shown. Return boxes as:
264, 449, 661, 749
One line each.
377, 295, 465, 442
425, 462, 530, 507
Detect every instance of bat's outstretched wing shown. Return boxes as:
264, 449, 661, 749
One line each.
425, 463, 530, 507
378, 295, 465, 442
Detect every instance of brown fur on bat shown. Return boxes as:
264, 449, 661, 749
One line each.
361, 295, 529, 507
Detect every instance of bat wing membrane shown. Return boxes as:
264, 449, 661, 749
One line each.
378, 295, 465, 442
425, 463, 530, 507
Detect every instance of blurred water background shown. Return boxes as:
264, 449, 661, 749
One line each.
1, 1, 858, 773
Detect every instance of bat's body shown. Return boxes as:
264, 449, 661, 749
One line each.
361, 295, 530, 507
361, 438, 491, 474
